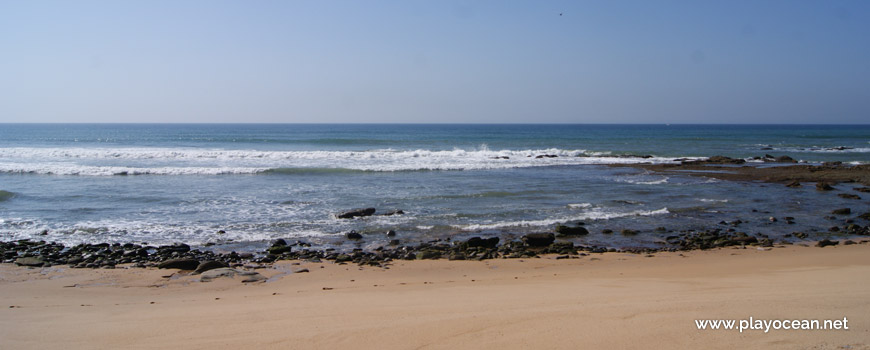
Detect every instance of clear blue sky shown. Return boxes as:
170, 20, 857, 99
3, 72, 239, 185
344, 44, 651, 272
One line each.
1, 1, 868, 123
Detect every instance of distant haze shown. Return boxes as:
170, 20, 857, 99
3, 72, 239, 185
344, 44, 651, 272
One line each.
1, 1, 868, 124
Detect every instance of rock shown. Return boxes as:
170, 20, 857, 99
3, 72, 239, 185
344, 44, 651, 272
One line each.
816, 239, 839, 248
388, 239, 400, 246
158, 243, 191, 254
854, 187, 870, 193
345, 231, 363, 240
859, 213, 870, 220
816, 182, 834, 191
336, 208, 376, 219
785, 181, 801, 188
271, 239, 287, 247
705, 155, 745, 164
14, 257, 45, 267
522, 233, 555, 247
416, 250, 441, 260
293, 268, 310, 273
831, 208, 851, 215
157, 258, 200, 270
601, 229, 613, 234
465, 237, 499, 248
200, 268, 266, 283
621, 229, 639, 236
386, 230, 396, 237
267, 245, 293, 254
774, 155, 796, 163
380, 210, 404, 216
838, 193, 861, 200
555, 224, 589, 237
193, 260, 228, 274
200, 268, 238, 281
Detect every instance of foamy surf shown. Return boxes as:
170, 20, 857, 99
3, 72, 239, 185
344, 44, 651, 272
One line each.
453, 208, 669, 231
0, 147, 693, 176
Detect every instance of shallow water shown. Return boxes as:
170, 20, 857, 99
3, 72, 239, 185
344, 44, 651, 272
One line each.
0, 124, 868, 252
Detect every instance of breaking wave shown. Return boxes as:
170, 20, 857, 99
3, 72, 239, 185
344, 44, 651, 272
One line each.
0, 147, 692, 176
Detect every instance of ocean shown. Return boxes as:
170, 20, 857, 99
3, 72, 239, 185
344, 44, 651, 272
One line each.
0, 124, 868, 252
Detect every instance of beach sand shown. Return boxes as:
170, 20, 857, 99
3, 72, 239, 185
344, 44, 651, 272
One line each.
2, 242, 869, 349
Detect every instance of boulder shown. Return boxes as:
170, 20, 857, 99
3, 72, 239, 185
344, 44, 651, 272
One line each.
267, 245, 293, 254
336, 208, 376, 219
14, 257, 45, 267
522, 233, 555, 247
816, 182, 834, 191
466, 237, 499, 248
193, 260, 228, 274
775, 155, 796, 163
380, 210, 404, 216
831, 208, 851, 215
157, 258, 200, 270
345, 231, 363, 240
555, 224, 589, 237
816, 239, 839, 248
785, 181, 801, 188
838, 193, 861, 200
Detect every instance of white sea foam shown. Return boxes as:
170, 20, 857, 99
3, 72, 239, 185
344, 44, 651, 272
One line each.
758, 146, 870, 154
567, 203, 593, 208
0, 147, 693, 176
699, 198, 729, 203
614, 176, 669, 185
454, 207, 669, 231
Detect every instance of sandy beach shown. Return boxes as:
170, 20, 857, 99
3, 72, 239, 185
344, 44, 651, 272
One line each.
2, 242, 869, 349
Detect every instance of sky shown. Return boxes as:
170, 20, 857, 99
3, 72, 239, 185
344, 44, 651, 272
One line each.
0, 1, 868, 124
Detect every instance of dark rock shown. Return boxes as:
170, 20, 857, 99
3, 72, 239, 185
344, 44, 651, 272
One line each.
621, 229, 639, 236
831, 208, 851, 215
522, 233, 555, 247
466, 237, 499, 248
829, 226, 840, 232
267, 245, 293, 255
555, 224, 589, 237
386, 230, 396, 237
14, 257, 45, 267
193, 260, 228, 274
816, 239, 839, 248
854, 187, 870, 193
158, 243, 190, 254
271, 239, 287, 247
859, 213, 870, 220
337, 208, 376, 219
774, 155, 796, 163
844, 240, 856, 245
389, 239, 400, 246
157, 258, 200, 270
785, 181, 801, 188
705, 155, 745, 164
816, 182, 835, 191
345, 230, 363, 240
416, 250, 441, 260
838, 193, 861, 200
601, 229, 613, 234
293, 268, 310, 273
380, 210, 404, 216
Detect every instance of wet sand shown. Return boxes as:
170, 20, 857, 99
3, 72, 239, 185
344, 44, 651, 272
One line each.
2, 242, 869, 349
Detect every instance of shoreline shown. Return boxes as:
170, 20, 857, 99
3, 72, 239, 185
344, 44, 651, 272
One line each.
2, 242, 869, 349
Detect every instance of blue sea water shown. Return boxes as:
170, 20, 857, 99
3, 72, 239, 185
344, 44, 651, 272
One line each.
0, 124, 868, 252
